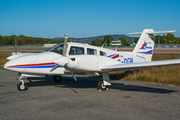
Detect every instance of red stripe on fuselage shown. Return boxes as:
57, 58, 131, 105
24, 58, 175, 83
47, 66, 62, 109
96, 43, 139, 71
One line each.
7, 62, 55, 68
111, 54, 119, 59
146, 53, 152, 54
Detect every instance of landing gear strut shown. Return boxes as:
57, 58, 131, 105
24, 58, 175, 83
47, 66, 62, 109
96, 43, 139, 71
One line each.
53, 75, 62, 83
97, 79, 107, 91
97, 73, 111, 91
17, 76, 27, 91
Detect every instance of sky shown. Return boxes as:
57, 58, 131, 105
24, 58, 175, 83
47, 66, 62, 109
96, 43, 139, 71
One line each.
0, 0, 180, 38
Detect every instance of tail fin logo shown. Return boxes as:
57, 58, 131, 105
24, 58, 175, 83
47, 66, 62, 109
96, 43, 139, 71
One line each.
140, 41, 152, 49
140, 41, 148, 49
138, 41, 153, 54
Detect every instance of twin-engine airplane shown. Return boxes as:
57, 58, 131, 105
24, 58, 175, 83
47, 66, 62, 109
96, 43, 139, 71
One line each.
4, 29, 180, 91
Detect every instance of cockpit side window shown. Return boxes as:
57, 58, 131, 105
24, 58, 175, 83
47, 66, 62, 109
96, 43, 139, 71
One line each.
87, 48, 97, 55
69, 46, 84, 55
100, 51, 106, 56
45, 43, 64, 55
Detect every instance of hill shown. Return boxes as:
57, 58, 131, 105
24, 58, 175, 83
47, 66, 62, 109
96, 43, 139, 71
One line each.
53, 34, 135, 44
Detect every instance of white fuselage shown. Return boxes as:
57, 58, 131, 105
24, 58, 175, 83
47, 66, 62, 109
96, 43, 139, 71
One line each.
4, 42, 147, 75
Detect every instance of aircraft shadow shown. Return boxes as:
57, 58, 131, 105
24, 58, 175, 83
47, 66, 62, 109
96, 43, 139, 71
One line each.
25, 75, 178, 94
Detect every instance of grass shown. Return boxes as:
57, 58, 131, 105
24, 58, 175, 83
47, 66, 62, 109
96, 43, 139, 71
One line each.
0, 51, 14, 66
1, 51, 180, 86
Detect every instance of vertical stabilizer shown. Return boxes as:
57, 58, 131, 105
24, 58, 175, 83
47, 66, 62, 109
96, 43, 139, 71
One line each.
127, 29, 176, 62
133, 29, 154, 61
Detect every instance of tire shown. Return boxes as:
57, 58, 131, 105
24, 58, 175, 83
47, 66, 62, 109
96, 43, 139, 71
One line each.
97, 80, 107, 91
18, 73, 21, 76
17, 82, 27, 91
53, 75, 62, 83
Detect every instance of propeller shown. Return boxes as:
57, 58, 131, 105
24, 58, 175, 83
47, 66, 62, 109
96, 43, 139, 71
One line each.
50, 33, 69, 72
50, 56, 68, 72
50, 64, 59, 72
63, 33, 68, 56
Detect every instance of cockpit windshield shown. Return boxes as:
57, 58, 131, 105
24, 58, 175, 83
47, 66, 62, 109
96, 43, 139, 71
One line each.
45, 43, 64, 55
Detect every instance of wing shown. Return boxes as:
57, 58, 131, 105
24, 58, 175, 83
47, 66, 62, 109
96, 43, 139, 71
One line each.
100, 59, 180, 71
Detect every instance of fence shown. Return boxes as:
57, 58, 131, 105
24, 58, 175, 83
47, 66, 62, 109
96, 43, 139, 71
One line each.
0, 45, 45, 49
1, 44, 180, 50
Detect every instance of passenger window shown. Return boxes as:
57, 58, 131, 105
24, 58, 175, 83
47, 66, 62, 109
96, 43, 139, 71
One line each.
69, 46, 84, 55
87, 48, 97, 55
100, 51, 106, 56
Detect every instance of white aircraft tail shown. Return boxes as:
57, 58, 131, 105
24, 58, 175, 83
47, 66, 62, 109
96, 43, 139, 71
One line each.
128, 29, 176, 62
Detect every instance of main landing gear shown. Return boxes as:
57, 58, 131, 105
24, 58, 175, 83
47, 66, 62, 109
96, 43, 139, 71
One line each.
97, 79, 107, 91
17, 76, 27, 91
97, 73, 111, 91
53, 75, 63, 83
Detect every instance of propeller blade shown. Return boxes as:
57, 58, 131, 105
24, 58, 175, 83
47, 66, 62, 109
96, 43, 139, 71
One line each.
50, 56, 69, 72
50, 64, 59, 72
63, 33, 68, 56
51, 34, 68, 72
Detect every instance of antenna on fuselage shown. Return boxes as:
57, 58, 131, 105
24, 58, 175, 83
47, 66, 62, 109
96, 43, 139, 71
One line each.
101, 41, 106, 48
63, 33, 68, 56
15, 37, 17, 54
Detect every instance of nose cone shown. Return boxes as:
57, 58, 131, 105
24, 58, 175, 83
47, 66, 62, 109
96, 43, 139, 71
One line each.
4, 63, 7, 69
4, 60, 14, 69
4, 59, 24, 72
4, 54, 38, 73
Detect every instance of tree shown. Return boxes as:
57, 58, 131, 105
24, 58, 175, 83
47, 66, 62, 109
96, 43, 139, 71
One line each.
126, 40, 131, 46
91, 40, 95, 46
95, 38, 103, 46
134, 37, 139, 44
166, 33, 175, 44
3, 36, 13, 45
0, 35, 3, 46
177, 38, 180, 44
162, 35, 167, 44
155, 35, 163, 44
103, 35, 113, 46
119, 37, 126, 46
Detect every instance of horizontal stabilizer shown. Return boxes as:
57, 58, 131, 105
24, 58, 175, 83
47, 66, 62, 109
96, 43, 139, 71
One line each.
101, 59, 180, 72
127, 30, 176, 35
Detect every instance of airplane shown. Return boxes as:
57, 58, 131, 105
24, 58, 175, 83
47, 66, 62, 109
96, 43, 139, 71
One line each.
4, 29, 180, 91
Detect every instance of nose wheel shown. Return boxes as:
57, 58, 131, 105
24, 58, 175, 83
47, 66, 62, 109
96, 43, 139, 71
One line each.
17, 76, 27, 91
17, 82, 27, 91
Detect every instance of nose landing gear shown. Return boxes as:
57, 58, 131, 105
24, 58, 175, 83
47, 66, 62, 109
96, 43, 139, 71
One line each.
17, 76, 27, 91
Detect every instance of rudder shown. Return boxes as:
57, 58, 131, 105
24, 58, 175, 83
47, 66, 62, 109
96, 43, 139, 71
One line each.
128, 29, 176, 62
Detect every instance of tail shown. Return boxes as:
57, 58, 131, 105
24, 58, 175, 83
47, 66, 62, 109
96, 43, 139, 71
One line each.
128, 29, 176, 62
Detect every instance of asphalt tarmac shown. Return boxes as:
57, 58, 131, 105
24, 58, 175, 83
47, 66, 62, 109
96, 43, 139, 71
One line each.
0, 66, 180, 120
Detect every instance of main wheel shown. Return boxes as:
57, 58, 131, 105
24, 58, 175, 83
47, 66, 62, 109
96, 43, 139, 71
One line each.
97, 80, 107, 91
53, 75, 62, 83
17, 82, 27, 91
18, 73, 21, 76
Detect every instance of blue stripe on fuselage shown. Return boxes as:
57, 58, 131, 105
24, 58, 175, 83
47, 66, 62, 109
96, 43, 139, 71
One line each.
9, 65, 63, 68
